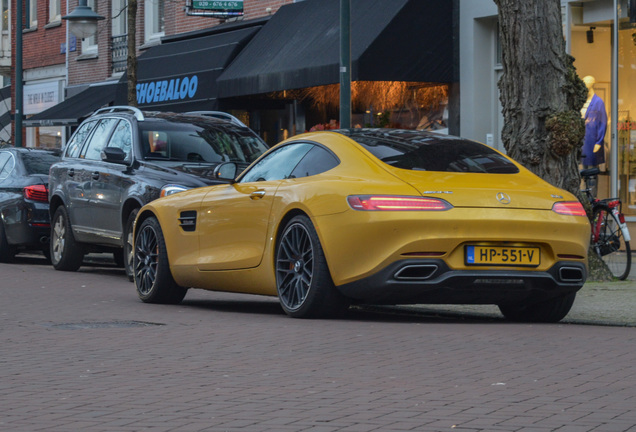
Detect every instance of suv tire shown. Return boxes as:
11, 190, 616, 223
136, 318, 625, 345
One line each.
50, 206, 85, 271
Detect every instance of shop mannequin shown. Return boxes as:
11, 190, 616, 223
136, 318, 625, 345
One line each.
581, 75, 607, 167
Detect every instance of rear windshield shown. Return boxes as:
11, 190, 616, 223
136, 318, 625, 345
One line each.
21, 151, 61, 175
338, 129, 519, 174
138, 119, 268, 168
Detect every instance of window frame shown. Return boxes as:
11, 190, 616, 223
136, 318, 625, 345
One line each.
48, 0, 61, 24
144, 0, 165, 44
27, 0, 38, 29
81, 0, 98, 54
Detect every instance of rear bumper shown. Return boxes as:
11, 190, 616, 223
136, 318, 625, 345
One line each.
4, 201, 51, 248
336, 259, 586, 305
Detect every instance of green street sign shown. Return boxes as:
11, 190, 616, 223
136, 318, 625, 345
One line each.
191, 0, 243, 11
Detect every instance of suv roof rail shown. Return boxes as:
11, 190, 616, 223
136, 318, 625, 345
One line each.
93, 106, 145, 121
186, 111, 247, 127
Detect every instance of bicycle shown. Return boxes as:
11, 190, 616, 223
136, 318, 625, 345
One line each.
580, 167, 632, 280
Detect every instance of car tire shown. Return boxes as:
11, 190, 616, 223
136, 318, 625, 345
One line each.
124, 208, 139, 282
0, 221, 16, 263
275, 215, 349, 318
50, 206, 85, 271
498, 292, 576, 323
134, 216, 187, 304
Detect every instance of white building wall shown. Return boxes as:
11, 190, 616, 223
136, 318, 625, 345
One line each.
459, 0, 501, 149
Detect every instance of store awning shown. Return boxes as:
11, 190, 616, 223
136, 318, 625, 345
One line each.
217, 0, 455, 98
121, 25, 262, 112
23, 83, 119, 127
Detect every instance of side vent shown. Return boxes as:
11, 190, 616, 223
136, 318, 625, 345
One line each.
179, 211, 197, 232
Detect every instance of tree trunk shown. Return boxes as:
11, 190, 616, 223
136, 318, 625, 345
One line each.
494, 0, 585, 195
494, 0, 612, 280
127, 0, 138, 106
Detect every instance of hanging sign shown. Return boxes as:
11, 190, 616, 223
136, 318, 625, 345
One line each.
189, 0, 244, 16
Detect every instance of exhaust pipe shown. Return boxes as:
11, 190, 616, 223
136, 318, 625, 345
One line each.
39, 236, 49, 244
394, 264, 438, 280
559, 266, 584, 283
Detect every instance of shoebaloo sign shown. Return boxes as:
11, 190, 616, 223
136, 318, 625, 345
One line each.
189, 0, 243, 16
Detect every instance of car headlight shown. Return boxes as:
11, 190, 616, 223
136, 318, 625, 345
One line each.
160, 184, 189, 198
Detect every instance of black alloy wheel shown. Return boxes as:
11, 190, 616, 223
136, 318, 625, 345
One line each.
275, 215, 348, 318
134, 216, 186, 304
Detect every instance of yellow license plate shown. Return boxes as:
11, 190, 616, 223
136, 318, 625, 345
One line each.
466, 245, 540, 266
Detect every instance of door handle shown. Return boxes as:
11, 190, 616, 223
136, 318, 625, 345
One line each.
250, 190, 266, 200
92, 171, 100, 180
68, 168, 74, 177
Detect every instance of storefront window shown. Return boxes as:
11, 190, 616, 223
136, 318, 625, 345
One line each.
26, 126, 64, 148
571, 21, 612, 202
617, 14, 636, 214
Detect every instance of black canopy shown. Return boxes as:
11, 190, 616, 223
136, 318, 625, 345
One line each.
123, 25, 262, 112
217, 0, 455, 98
23, 83, 120, 127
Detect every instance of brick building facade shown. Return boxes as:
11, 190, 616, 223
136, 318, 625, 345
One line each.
12, 0, 296, 147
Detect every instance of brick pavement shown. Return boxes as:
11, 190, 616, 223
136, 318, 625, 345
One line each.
1, 256, 635, 432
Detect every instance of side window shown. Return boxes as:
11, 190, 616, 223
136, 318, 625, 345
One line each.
240, 143, 313, 183
65, 120, 98, 158
107, 120, 133, 161
81, 118, 119, 161
0, 152, 14, 180
289, 145, 339, 179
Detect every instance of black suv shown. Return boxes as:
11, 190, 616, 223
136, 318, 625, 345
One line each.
48, 106, 268, 278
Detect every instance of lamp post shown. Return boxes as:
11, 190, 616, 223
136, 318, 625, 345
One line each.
63, 0, 105, 39
339, 0, 351, 129
15, 0, 23, 146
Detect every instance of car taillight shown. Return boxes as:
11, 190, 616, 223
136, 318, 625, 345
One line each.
552, 201, 586, 216
347, 195, 452, 211
24, 185, 49, 203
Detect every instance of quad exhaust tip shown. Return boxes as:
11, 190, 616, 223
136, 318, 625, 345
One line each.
394, 264, 438, 280
559, 266, 584, 283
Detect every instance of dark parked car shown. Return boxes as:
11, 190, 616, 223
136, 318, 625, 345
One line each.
0, 146, 61, 262
48, 106, 269, 278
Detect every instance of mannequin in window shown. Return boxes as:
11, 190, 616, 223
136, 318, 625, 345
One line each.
581, 75, 607, 196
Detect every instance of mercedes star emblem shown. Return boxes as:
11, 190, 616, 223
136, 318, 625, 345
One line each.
496, 192, 511, 204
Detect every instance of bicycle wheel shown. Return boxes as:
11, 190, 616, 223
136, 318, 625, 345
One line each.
592, 207, 632, 280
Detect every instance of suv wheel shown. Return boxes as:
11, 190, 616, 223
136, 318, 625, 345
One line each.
50, 206, 85, 271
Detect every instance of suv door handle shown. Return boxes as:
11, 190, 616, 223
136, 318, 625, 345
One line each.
68, 168, 74, 177
250, 190, 266, 200
92, 171, 100, 180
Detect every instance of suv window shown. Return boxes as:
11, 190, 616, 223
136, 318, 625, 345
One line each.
65, 119, 98, 158
138, 120, 268, 166
82, 118, 119, 161
107, 120, 133, 161
339, 129, 519, 174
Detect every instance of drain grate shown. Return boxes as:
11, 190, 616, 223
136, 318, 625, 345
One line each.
44, 321, 165, 330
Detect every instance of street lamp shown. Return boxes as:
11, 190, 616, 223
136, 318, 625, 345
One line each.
63, 0, 105, 39
14, 0, 103, 148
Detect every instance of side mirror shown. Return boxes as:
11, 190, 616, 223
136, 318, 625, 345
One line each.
213, 162, 238, 182
101, 147, 128, 164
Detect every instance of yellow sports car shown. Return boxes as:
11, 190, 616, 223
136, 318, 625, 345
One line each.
133, 129, 590, 322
